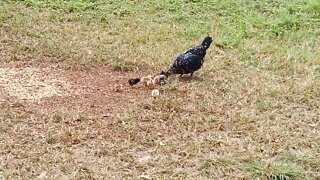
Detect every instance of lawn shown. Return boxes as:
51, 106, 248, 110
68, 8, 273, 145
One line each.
0, 0, 319, 179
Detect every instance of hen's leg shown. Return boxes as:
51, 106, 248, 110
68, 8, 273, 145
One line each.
180, 74, 183, 77
190, 72, 194, 77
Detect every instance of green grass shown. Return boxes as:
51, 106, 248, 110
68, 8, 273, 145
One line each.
2, 0, 319, 70
0, 0, 319, 179
247, 159, 306, 179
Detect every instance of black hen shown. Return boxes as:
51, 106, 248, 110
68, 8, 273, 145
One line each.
166, 36, 213, 77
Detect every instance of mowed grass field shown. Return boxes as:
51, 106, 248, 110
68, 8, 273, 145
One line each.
0, 0, 320, 179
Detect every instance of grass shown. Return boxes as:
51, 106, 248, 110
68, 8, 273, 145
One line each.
247, 160, 305, 179
1, 0, 320, 179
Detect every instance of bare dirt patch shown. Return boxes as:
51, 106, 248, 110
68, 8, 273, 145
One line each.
0, 62, 148, 117
0, 66, 75, 101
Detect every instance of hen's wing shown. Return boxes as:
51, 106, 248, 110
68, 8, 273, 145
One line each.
184, 45, 206, 58
179, 54, 203, 71
168, 54, 203, 75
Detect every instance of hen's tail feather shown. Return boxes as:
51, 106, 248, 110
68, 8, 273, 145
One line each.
201, 36, 213, 50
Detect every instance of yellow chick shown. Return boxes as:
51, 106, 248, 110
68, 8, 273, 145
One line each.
141, 75, 154, 88
151, 89, 160, 97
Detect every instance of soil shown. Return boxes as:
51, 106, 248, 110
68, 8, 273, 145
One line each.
0, 61, 149, 119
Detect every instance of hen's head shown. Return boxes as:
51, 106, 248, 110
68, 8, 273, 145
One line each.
160, 70, 171, 77
202, 36, 213, 49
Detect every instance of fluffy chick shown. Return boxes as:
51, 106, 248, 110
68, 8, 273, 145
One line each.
151, 89, 160, 97
128, 78, 140, 86
141, 75, 154, 87
152, 74, 166, 86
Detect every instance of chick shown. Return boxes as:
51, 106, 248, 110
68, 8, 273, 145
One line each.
128, 78, 140, 86
141, 75, 154, 88
151, 89, 160, 97
152, 74, 166, 86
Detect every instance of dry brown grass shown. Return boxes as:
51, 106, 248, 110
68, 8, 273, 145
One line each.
0, 0, 319, 179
